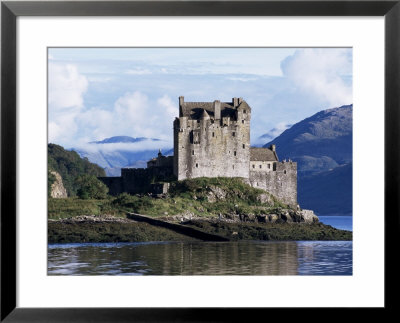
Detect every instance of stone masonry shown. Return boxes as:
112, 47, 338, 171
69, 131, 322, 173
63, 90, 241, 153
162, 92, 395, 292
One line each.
100, 97, 297, 207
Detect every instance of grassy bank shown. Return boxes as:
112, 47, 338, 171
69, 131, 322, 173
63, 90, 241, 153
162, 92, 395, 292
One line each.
48, 197, 124, 219
49, 177, 287, 219
48, 177, 352, 243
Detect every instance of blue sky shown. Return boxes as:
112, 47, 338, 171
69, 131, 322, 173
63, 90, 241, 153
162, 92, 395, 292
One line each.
48, 47, 352, 150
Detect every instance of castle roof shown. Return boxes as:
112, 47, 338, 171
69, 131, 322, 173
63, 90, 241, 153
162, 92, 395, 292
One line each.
180, 100, 250, 120
250, 147, 278, 162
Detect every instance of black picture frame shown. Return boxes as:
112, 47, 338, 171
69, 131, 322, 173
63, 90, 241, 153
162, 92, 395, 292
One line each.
1, 1, 399, 321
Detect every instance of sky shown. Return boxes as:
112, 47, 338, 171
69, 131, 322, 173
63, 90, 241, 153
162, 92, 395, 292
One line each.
48, 47, 352, 151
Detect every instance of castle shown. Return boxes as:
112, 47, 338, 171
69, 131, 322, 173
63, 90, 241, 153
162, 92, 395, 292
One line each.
100, 97, 297, 207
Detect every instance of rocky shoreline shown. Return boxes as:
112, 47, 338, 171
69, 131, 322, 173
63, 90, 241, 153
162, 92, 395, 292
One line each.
161, 208, 319, 224
48, 210, 351, 244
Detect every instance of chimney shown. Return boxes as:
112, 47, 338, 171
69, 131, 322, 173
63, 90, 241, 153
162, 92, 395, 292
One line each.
232, 97, 239, 107
270, 144, 276, 152
179, 96, 184, 117
179, 96, 184, 107
213, 100, 221, 120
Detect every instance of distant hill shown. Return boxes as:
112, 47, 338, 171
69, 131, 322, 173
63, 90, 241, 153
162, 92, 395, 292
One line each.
263, 104, 352, 176
262, 104, 353, 216
48, 143, 106, 196
90, 136, 161, 144
71, 136, 172, 176
298, 162, 352, 215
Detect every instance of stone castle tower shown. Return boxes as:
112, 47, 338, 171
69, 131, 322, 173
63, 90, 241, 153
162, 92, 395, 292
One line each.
173, 96, 297, 207
100, 96, 297, 207
174, 96, 250, 180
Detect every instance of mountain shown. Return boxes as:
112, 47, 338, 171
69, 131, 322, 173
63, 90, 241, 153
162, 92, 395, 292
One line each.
262, 104, 353, 216
90, 136, 160, 144
48, 143, 106, 196
71, 136, 172, 176
263, 104, 352, 176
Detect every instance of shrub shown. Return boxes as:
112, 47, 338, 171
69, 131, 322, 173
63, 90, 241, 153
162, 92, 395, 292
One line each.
75, 174, 109, 199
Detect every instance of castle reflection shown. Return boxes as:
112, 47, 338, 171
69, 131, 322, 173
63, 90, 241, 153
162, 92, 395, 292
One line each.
48, 241, 301, 275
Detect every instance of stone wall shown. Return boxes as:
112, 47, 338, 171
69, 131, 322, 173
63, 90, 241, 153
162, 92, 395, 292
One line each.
98, 177, 122, 196
249, 161, 297, 207
174, 107, 250, 180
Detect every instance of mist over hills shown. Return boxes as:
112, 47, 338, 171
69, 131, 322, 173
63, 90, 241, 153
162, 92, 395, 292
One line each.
71, 137, 172, 176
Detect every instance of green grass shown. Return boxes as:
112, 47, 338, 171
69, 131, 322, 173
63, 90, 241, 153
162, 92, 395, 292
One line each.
110, 177, 288, 217
48, 177, 294, 219
48, 197, 124, 219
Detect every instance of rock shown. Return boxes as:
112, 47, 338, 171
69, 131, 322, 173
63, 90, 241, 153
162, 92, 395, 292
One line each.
300, 209, 319, 223
257, 193, 272, 204
50, 171, 68, 198
269, 214, 279, 222
206, 185, 227, 203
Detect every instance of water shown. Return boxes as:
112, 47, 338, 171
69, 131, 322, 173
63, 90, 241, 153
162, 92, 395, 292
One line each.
48, 240, 352, 276
318, 215, 352, 231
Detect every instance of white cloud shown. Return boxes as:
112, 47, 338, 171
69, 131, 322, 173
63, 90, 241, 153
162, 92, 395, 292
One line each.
125, 68, 152, 75
226, 76, 257, 82
66, 92, 178, 148
48, 63, 89, 144
157, 95, 178, 122
281, 49, 352, 107
48, 63, 88, 110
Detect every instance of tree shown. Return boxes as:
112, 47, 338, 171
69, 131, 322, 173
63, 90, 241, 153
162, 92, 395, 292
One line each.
75, 174, 109, 199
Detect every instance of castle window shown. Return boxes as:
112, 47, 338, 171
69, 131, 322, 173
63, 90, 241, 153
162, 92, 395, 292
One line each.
212, 132, 215, 137
284, 170, 287, 174
232, 132, 235, 137
196, 163, 198, 168
268, 164, 271, 169
243, 144, 245, 149
243, 110, 246, 114
242, 120, 244, 124
192, 150, 194, 155
233, 165, 234, 169
252, 164, 255, 169
259, 165, 262, 169
234, 151, 237, 156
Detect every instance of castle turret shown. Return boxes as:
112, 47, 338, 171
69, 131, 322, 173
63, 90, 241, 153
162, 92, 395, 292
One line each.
201, 109, 210, 120
213, 100, 221, 120
179, 96, 184, 117
232, 97, 239, 108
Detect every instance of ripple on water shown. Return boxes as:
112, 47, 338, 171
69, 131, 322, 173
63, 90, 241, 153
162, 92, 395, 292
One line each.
48, 240, 352, 276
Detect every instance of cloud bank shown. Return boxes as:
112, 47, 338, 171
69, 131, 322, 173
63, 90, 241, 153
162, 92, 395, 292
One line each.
281, 48, 352, 107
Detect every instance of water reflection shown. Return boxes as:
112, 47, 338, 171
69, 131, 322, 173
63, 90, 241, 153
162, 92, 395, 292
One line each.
48, 241, 352, 276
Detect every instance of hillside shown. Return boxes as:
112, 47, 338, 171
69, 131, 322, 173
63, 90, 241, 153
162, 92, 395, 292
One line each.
298, 163, 352, 215
263, 104, 352, 176
262, 104, 352, 216
48, 143, 106, 196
